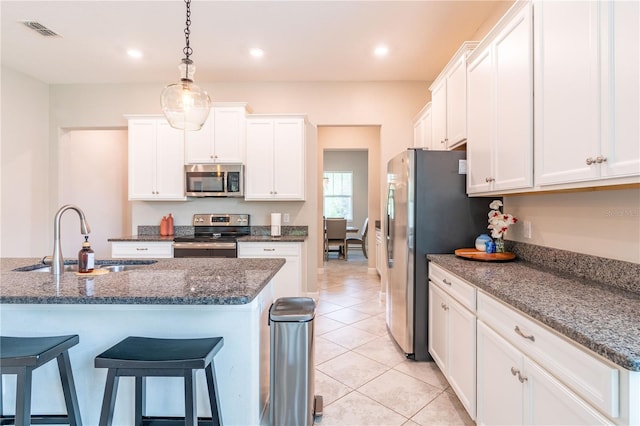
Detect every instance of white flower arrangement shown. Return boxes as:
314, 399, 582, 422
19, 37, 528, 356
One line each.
487, 200, 517, 239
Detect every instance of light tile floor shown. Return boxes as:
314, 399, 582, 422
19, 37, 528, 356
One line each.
314, 250, 474, 426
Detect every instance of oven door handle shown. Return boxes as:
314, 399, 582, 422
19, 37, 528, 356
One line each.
173, 242, 237, 250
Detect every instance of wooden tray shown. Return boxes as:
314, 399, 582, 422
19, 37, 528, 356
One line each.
75, 268, 110, 276
454, 248, 516, 262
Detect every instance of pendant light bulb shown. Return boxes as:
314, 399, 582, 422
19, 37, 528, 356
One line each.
160, 0, 211, 131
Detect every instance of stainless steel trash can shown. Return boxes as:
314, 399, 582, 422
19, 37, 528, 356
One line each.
269, 297, 322, 426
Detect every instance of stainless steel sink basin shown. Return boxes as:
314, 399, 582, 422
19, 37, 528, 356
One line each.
96, 264, 147, 272
14, 260, 157, 273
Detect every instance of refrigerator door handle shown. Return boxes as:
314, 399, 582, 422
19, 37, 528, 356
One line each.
385, 185, 394, 268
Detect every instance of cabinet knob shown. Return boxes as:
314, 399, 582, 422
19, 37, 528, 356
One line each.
485, 177, 495, 183
596, 155, 607, 164
136, 247, 148, 251
510, 367, 519, 376
514, 325, 535, 342
440, 302, 448, 311
263, 248, 276, 252
442, 278, 452, 286
586, 157, 596, 165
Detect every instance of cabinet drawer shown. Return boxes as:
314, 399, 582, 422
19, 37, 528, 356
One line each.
477, 291, 619, 418
429, 263, 476, 312
111, 241, 174, 259
237, 242, 300, 257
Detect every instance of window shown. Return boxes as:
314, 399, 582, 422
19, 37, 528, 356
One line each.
323, 172, 353, 221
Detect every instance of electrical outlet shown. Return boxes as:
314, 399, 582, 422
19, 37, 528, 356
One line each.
283, 213, 290, 223
523, 220, 532, 239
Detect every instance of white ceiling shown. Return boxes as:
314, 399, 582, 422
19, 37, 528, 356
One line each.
1, 1, 510, 85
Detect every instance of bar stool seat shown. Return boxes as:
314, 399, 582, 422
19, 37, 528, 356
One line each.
0, 335, 83, 426
95, 336, 224, 426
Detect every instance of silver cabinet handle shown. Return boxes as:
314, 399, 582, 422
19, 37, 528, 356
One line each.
510, 367, 528, 383
485, 177, 495, 183
586, 157, 596, 165
596, 155, 607, 163
514, 325, 535, 342
263, 248, 276, 252
442, 278, 452, 286
136, 247, 148, 251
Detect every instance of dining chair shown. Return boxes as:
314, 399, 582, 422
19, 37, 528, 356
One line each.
346, 217, 368, 258
324, 218, 347, 260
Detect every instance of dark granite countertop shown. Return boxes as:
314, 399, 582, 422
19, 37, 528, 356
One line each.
108, 235, 175, 242
427, 254, 640, 371
238, 235, 306, 243
1, 257, 285, 305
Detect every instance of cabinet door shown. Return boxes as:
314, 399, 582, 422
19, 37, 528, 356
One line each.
600, 1, 640, 178
273, 119, 305, 200
493, 3, 533, 191
428, 282, 448, 372
431, 81, 448, 151
448, 297, 476, 419
237, 243, 302, 298
423, 108, 433, 150
466, 47, 494, 194
128, 119, 156, 199
184, 113, 214, 163
245, 119, 275, 199
212, 107, 245, 163
525, 359, 611, 426
446, 54, 468, 147
156, 121, 186, 200
477, 322, 523, 426
413, 116, 424, 149
534, 0, 600, 185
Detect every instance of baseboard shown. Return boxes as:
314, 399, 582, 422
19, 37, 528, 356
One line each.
305, 291, 320, 301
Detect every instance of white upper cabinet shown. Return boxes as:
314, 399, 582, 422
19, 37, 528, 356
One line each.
127, 116, 185, 201
467, 1, 533, 194
534, 0, 639, 186
185, 103, 249, 164
429, 42, 478, 150
245, 115, 307, 201
413, 102, 432, 150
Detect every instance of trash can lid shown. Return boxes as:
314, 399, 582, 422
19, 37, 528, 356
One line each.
269, 297, 316, 322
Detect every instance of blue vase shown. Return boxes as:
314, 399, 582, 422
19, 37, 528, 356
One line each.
475, 234, 492, 252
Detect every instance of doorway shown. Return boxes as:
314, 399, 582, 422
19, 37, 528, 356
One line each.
317, 125, 381, 272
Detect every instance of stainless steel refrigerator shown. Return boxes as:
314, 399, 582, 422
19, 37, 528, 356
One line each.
385, 149, 494, 361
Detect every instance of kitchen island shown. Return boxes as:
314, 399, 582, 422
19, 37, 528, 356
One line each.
0, 257, 285, 426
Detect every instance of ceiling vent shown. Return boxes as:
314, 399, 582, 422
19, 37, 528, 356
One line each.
22, 21, 60, 37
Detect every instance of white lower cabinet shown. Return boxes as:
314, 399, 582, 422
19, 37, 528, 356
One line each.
477, 321, 610, 426
110, 241, 173, 258
237, 241, 304, 300
428, 264, 476, 419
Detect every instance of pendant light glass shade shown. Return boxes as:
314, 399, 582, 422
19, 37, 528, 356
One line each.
161, 60, 211, 131
160, 1, 211, 131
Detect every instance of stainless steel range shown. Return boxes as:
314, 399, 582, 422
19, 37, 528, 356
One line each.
173, 214, 250, 258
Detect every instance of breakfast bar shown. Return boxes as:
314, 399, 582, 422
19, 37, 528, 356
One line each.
0, 257, 285, 426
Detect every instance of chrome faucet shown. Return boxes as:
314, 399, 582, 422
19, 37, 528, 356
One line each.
51, 204, 91, 275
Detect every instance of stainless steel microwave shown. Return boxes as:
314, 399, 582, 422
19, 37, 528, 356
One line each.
185, 164, 244, 197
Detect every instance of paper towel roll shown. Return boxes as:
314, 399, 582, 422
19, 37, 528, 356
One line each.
270, 213, 282, 237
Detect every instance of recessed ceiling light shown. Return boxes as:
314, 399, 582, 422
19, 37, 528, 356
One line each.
374, 45, 389, 57
127, 49, 143, 59
250, 48, 264, 58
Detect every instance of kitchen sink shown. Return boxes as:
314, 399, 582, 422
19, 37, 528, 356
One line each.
13, 260, 157, 273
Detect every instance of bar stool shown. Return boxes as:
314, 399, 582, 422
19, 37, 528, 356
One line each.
94, 336, 224, 426
0, 335, 83, 426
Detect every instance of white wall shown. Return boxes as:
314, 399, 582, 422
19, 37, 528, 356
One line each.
1, 67, 50, 257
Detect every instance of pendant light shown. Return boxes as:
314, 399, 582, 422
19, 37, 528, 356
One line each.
161, 0, 211, 131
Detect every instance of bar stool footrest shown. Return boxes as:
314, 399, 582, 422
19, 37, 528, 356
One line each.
0, 414, 74, 425
141, 416, 214, 426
